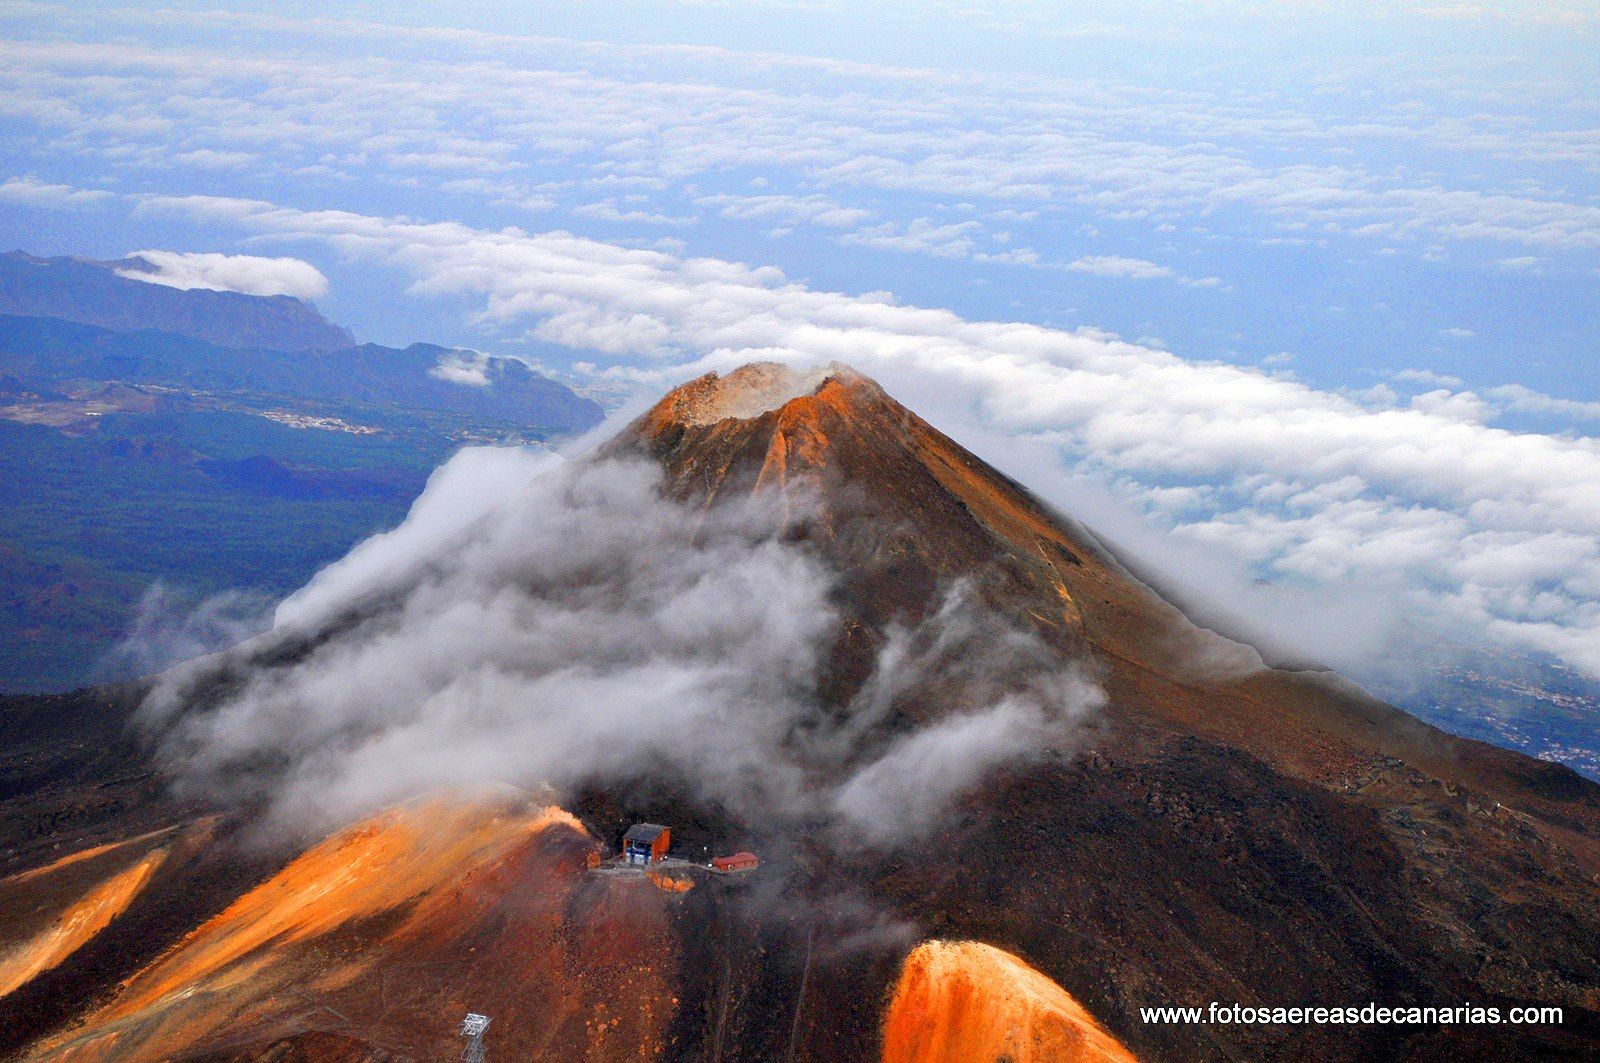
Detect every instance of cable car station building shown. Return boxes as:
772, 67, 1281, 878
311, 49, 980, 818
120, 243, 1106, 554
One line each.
622, 823, 670, 865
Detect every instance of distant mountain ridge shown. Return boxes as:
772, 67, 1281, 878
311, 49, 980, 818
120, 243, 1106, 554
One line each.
0, 314, 602, 435
0, 251, 353, 352
0, 259, 604, 693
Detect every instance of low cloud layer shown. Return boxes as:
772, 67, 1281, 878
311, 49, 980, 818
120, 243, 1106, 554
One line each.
5, 11, 1598, 255
141, 451, 1098, 841
117, 250, 329, 300
108, 187, 1600, 683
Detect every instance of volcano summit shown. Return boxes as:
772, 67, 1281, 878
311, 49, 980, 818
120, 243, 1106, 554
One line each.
0, 363, 1597, 1061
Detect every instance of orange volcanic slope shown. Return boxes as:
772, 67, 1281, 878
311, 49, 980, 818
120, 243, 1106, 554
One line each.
26, 792, 686, 1062
0, 831, 173, 999
883, 940, 1138, 1063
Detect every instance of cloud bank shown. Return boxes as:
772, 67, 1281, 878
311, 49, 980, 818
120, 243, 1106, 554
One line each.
3, 11, 1597, 260
141, 452, 1098, 841
108, 187, 1600, 682
117, 250, 329, 300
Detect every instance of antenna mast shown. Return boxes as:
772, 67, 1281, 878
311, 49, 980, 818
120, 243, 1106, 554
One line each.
460, 1013, 490, 1063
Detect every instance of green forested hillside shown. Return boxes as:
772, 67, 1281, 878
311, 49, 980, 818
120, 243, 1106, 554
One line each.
0, 413, 447, 691
0, 312, 604, 692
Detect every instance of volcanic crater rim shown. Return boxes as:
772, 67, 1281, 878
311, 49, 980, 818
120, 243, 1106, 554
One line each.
668, 360, 862, 426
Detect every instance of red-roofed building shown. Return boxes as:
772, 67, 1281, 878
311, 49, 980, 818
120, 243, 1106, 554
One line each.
712, 852, 759, 873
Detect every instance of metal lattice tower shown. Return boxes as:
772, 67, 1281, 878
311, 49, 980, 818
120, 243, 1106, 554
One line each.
460, 1013, 490, 1063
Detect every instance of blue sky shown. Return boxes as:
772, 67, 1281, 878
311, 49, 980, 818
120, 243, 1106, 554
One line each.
2, 0, 1599, 689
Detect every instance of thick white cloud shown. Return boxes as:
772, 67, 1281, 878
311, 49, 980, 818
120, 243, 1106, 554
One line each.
116, 187, 1600, 681
117, 250, 329, 299
143, 453, 1097, 836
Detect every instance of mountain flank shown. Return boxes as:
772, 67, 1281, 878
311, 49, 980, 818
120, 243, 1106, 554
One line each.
0, 252, 352, 352
0, 362, 1595, 1060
